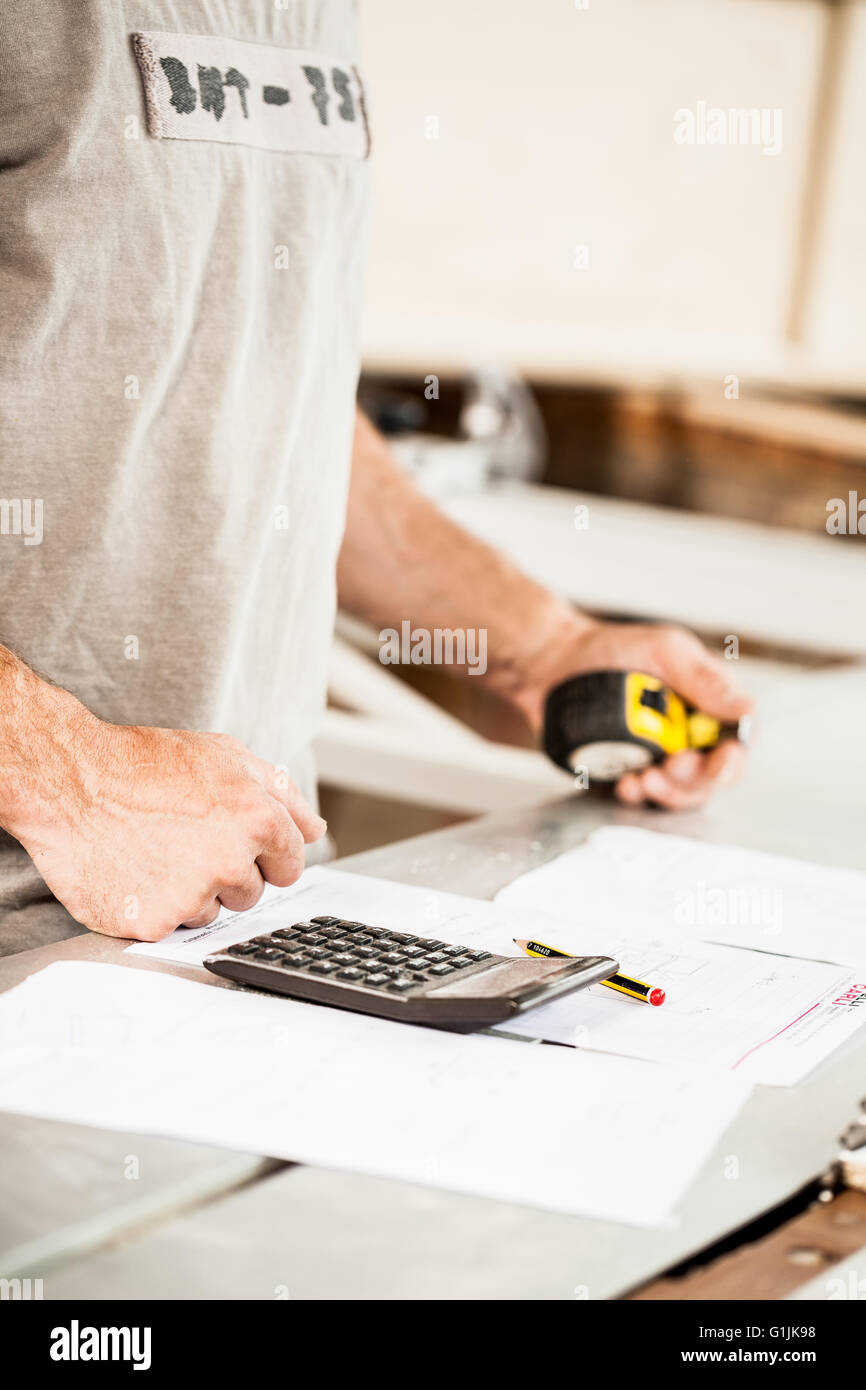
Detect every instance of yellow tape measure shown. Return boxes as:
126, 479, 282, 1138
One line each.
543, 670, 750, 782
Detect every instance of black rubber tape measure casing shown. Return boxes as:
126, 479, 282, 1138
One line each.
544, 671, 660, 782
543, 669, 745, 783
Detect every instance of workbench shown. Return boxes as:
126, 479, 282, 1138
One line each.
2, 665, 865, 1300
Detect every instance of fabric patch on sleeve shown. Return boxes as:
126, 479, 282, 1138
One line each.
131, 31, 370, 158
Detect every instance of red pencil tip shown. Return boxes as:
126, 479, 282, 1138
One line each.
649, 988, 666, 1007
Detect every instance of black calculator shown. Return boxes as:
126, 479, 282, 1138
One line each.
204, 916, 618, 1031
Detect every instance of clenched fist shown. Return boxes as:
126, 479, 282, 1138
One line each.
2, 673, 325, 941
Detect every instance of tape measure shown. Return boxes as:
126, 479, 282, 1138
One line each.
543, 670, 750, 783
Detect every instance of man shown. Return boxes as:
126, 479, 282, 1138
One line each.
0, 2, 749, 952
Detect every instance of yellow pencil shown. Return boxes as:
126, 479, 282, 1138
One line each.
514, 938, 666, 1007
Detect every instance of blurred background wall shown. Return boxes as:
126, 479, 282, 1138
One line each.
359, 0, 862, 390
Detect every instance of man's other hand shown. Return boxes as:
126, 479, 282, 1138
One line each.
10, 719, 326, 941
513, 618, 752, 810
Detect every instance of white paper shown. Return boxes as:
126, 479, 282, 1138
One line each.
126, 865, 521, 968
490, 829, 866, 1084
496, 826, 866, 967
129, 855, 866, 1085
493, 936, 866, 1085
0, 963, 750, 1228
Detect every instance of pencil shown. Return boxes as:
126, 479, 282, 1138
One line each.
514, 937, 666, 1006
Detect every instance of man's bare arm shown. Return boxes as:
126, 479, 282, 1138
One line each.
337, 413, 595, 712
337, 410, 751, 809
0, 645, 96, 839
0, 646, 325, 939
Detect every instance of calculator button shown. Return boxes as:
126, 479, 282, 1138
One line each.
331, 952, 358, 966
352, 934, 376, 946
303, 933, 326, 946
270, 928, 299, 941
336, 967, 364, 981
314, 927, 342, 939
421, 940, 445, 950
310, 916, 341, 926
304, 947, 328, 960
286, 955, 310, 968
401, 945, 424, 959
424, 952, 447, 964
467, 950, 492, 961
364, 973, 390, 988
291, 922, 316, 932
385, 932, 411, 944
254, 947, 283, 961
442, 946, 465, 957
387, 978, 415, 992
450, 958, 474, 970
380, 951, 407, 965
354, 946, 378, 960
362, 928, 390, 939
339, 921, 366, 932
227, 943, 259, 956
281, 940, 308, 954
429, 963, 456, 976
308, 961, 339, 975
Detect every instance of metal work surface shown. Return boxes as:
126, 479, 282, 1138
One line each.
1, 666, 865, 1299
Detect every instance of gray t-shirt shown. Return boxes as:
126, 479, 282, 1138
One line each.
0, 0, 370, 950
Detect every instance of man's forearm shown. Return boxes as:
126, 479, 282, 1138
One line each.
337, 411, 751, 810
0, 646, 99, 841
337, 411, 592, 716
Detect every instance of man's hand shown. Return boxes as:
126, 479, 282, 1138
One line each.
509, 616, 752, 810
1, 656, 325, 940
